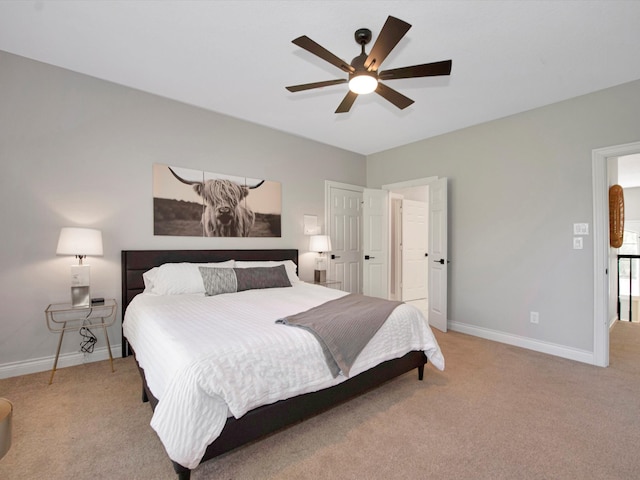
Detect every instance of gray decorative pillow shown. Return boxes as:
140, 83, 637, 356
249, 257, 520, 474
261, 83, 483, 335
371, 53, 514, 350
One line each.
199, 267, 237, 296
199, 265, 291, 296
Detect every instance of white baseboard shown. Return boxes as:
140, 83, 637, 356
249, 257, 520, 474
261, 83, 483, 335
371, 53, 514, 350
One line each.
449, 321, 595, 365
2, 321, 600, 378
0, 344, 122, 380
609, 316, 618, 329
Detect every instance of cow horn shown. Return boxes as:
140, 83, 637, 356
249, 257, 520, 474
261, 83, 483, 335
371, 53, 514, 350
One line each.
168, 167, 201, 185
249, 180, 265, 189
169, 166, 265, 189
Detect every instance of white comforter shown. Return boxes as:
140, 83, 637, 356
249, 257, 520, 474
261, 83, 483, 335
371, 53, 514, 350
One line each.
123, 282, 444, 469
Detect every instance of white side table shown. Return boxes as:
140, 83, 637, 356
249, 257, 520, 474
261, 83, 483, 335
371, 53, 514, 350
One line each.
44, 299, 117, 384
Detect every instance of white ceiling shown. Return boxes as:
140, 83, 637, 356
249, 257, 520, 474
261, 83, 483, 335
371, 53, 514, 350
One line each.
1, 1, 640, 155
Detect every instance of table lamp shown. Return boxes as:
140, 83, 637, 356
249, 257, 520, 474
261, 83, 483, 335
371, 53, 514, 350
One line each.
56, 227, 103, 307
309, 234, 332, 283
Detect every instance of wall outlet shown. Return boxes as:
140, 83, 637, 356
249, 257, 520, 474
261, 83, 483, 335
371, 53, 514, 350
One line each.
530, 311, 539, 324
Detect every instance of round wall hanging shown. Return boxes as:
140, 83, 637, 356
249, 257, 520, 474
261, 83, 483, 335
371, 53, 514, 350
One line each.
609, 184, 624, 248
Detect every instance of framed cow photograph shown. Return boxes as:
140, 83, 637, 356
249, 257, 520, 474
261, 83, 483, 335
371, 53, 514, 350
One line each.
153, 163, 282, 237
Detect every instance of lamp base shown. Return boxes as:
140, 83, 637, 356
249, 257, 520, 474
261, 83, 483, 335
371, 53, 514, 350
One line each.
314, 269, 327, 284
71, 286, 90, 307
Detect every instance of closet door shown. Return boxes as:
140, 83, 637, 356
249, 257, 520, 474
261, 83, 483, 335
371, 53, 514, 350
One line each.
327, 182, 362, 293
401, 199, 428, 302
362, 188, 389, 299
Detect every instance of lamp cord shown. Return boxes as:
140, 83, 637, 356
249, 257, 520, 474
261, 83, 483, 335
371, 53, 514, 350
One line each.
80, 310, 97, 355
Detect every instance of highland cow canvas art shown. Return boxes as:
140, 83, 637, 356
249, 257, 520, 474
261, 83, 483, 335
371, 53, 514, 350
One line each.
153, 164, 282, 237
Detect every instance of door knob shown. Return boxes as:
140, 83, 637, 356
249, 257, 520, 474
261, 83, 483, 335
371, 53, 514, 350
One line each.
365, 255, 375, 260
330, 254, 341, 259
434, 259, 450, 265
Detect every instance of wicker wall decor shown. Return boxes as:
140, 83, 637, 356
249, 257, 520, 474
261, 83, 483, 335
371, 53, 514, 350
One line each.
609, 184, 624, 248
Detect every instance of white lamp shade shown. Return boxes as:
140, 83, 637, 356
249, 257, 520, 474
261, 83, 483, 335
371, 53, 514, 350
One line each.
309, 234, 332, 253
56, 227, 103, 257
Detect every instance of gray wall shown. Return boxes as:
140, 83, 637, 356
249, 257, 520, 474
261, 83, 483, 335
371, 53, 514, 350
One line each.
367, 79, 640, 354
0, 51, 365, 374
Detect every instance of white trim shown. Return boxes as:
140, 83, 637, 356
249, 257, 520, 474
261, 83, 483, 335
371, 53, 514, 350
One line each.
324, 180, 365, 192
449, 322, 594, 365
381, 176, 438, 191
0, 344, 121, 379
592, 141, 640, 367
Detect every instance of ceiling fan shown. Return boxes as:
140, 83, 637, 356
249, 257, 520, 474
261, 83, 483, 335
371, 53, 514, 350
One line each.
285, 15, 452, 113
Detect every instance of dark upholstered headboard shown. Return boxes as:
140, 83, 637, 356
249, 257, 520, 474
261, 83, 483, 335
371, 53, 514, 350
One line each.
121, 249, 298, 356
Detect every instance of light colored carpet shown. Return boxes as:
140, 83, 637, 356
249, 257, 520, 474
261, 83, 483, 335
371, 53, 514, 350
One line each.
1, 322, 639, 479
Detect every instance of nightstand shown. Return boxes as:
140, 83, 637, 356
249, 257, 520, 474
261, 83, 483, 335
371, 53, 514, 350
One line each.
45, 299, 117, 384
314, 280, 342, 290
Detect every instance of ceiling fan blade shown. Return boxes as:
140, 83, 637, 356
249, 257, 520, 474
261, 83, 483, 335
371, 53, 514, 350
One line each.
335, 91, 358, 113
375, 82, 414, 110
286, 79, 347, 92
379, 60, 452, 81
292, 36, 355, 74
364, 16, 411, 72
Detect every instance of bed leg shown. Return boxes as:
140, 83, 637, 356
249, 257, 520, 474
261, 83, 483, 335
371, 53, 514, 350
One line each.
418, 364, 424, 381
173, 460, 191, 479
142, 385, 149, 403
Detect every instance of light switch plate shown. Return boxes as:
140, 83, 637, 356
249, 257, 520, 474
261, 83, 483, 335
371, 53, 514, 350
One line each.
573, 223, 589, 235
573, 237, 583, 249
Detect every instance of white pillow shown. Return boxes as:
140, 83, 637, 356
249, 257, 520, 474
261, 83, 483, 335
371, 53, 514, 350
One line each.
235, 260, 299, 283
144, 260, 235, 295
142, 267, 159, 292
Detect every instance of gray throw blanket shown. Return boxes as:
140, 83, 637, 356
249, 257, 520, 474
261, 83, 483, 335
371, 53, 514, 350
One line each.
276, 293, 403, 377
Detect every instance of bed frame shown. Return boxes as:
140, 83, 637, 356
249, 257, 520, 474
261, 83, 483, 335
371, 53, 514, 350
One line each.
121, 249, 428, 480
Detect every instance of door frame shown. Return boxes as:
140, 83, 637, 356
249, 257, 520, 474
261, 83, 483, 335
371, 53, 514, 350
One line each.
593, 141, 640, 367
382, 177, 439, 191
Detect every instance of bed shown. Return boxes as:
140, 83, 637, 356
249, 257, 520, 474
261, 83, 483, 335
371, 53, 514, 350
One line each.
121, 249, 444, 479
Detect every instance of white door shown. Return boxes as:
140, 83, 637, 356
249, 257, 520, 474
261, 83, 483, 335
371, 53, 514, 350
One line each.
327, 183, 362, 293
428, 177, 448, 332
402, 199, 429, 301
363, 188, 389, 298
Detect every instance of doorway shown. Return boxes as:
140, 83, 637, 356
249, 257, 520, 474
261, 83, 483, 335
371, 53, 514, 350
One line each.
325, 177, 449, 333
388, 187, 430, 320
592, 141, 640, 367
615, 154, 640, 323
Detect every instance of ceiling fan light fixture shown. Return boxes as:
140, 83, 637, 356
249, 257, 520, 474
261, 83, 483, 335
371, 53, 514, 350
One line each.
348, 73, 378, 94
286, 16, 452, 113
